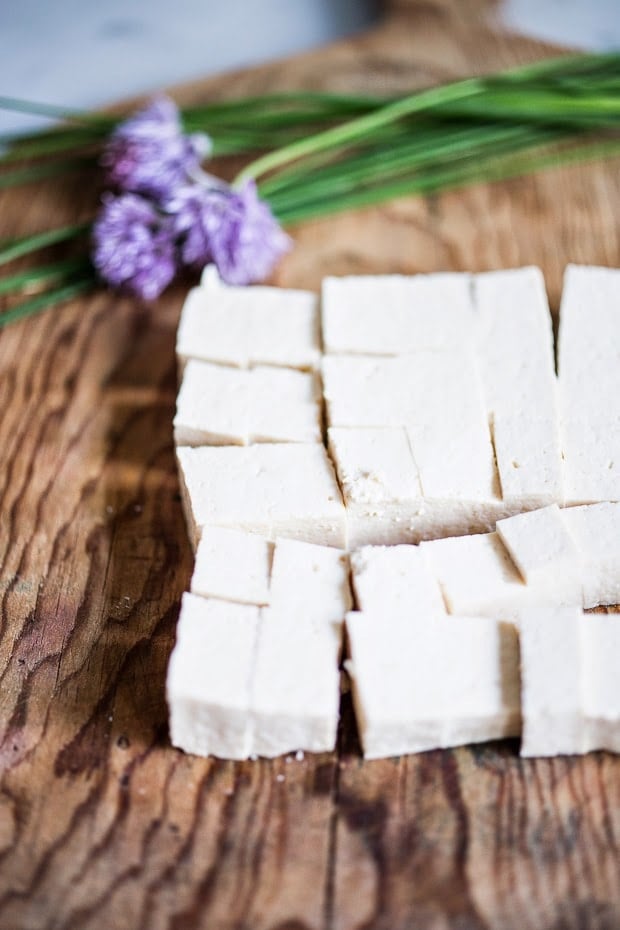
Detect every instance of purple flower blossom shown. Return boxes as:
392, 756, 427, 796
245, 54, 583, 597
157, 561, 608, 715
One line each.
101, 96, 210, 200
168, 180, 291, 285
92, 193, 177, 300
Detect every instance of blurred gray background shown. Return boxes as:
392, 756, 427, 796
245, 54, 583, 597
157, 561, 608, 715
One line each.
1, 0, 618, 134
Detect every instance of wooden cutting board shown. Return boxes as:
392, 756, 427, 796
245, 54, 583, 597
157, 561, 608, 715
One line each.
1, 2, 619, 928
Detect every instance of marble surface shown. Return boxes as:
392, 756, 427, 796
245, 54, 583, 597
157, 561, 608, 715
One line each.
0, 0, 618, 134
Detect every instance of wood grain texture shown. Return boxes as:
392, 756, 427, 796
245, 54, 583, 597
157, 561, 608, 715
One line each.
1, 2, 620, 928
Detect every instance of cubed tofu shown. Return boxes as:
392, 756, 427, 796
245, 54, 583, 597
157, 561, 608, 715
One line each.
269, 537, 351, 626
350, 544, 445, 618
327, 427, 423, 546
176, 444, 346, 550
561, 502, 620, 607
176, 275, 320, 371
420, 530, 572, 620
558, 265, 620, 504
472, 268, 564, 508
492, 415, 563, 508
346, 611, 520, 758
321, 272, 474, 355
248, 366, 322, 444
250, 608, 342, 757
167, 594, 260, 759
174, 360, 251, 446
190, 527, 273, 605
496, 505, 582, 600
583, 616, 620, 754
518, 607, 586, 757
174, 360, 322, 447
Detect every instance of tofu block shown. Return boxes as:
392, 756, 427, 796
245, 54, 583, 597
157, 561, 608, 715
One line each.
176, 273, 320, 371
269, 537, 351, 626
496, 505, 582, 596
327, 427, 424, 546
560, 416, 620, 505
472, 268, 564, 507
250, 608, 342, 757
174, 360, 250, 446
473, 267, 558, 418
492, 414, 563, 508
167, 594, 260, 759
323, 351, 502, 532
248, 366, 322, 444
322, 272, 474, 355
346, 611, 520, 758
561, 502, 620, 607
558, 265, 620, 503
176, 444, 346, 550
519, 607, 586, 757
174, 360, 322, 447
519, 607, 620, 757
350, 545, 445, 618
191, 527, 273, 605
420, 530, 573, 620
583, 616, 620, 754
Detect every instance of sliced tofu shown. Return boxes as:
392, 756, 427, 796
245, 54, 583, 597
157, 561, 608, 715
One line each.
269, 537, 351, 626
322, 272, 474, 355
496, 504, 582, 599
250, 608, 342, 757
174, 360, 250, 446
350, 544, 445, 618
420, 530, 573, 620
176, 444, 346, 550
559, 416, 620, 505
327, 426, 423, 546
167, 593, 259, 760
346, 610, 520, 759
248, 366, 322, 444
561, 502, 620, 608
174, 359, 322, 447
558, 265, 620, 504
519, 607, 620, 757
191, 527, 273, 605
323, 351, 503, 539
518, 607, 586, 757
472, 267, 563, 507
583, 616, 620, 754
176, 273, 320, 371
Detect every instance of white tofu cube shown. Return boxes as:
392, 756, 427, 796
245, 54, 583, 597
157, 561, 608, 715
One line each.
191, 527, 273, 605
176, 444, 346, 550
558, 265, 620, 504
560, 416, 620, 505
174, 360, 322, 447
269, 537, 351, 626
167, 594, 259, 759
346, 611, 520, 758
174, 360, 251, 446
583, 616, 620, 754
350, 544, 445, 618
420, 530, 568, 620
322, 272, 474, 355
472, 268, 564, 508
518, 607, 586, 757
248, 366, 322, 444
176, 278, 320, 371
327, 427, 423, 546
561, 502, 620, 608
250, 609, 342, 757
492, 415, 563, 508
496, 504, 582, 600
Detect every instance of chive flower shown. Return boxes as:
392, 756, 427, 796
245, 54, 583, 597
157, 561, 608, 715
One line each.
101, 96, 211, 201
92, 193, 177, 300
